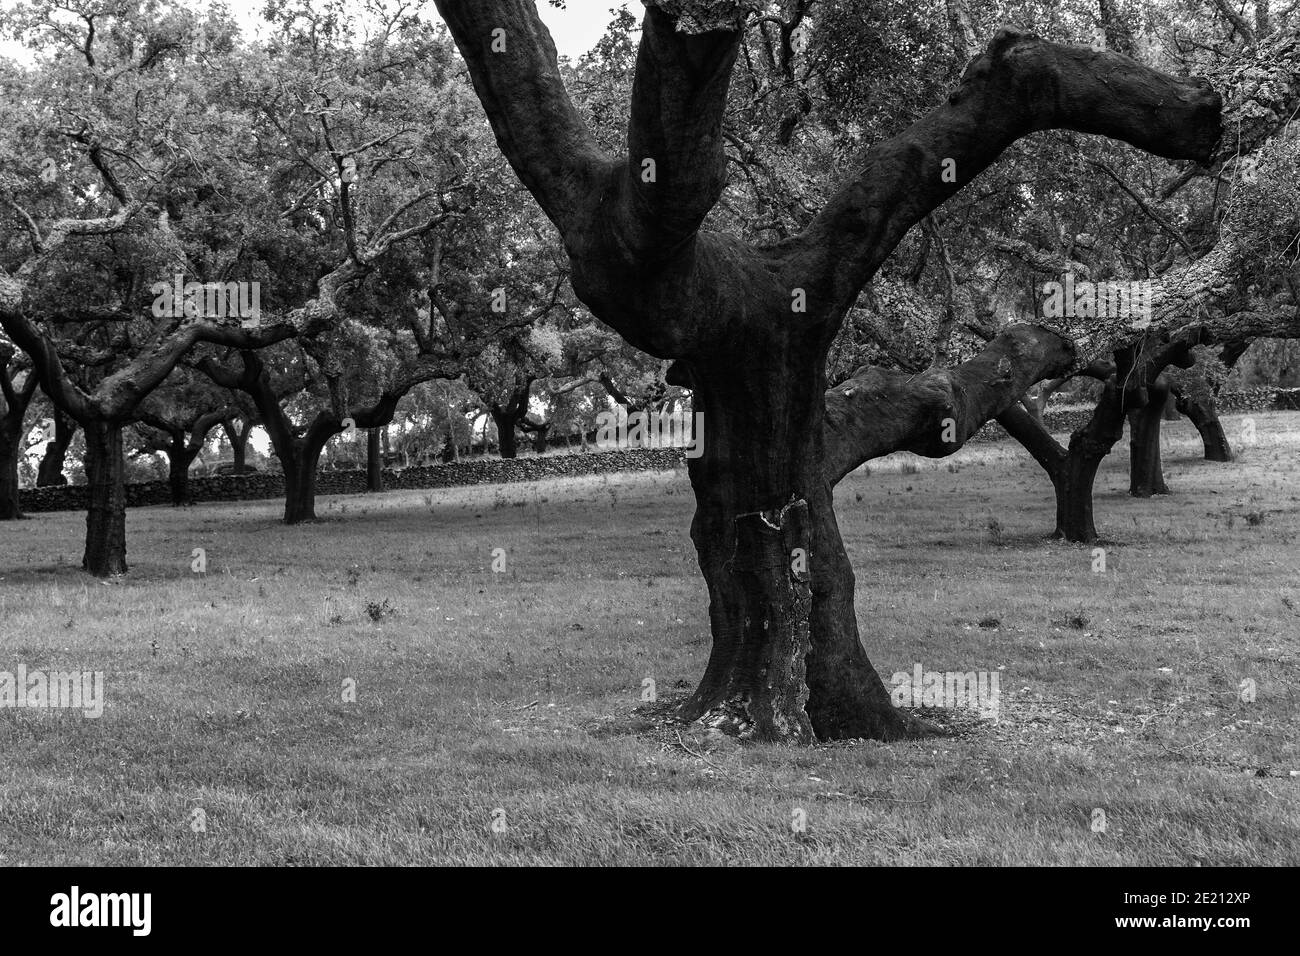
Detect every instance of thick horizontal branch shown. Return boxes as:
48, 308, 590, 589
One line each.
786, 29, 1221, 320
822, 324, 1074, 483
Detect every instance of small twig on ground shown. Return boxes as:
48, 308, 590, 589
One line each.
674, 729, 720, 769
1163, 728, 1224, 756
819, 790, 930, 805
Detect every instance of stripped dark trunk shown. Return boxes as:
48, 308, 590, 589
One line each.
82, 421, 127, 576
1175, 389, 1233, 461
1128, 379, 1170, 497
0, 428, 21, 520
998, 381, 1127, 544
164, 437, 200, 506
367, 428, 383, 492
223, 418, 251, 473
37, 411, 75, 486
530, 422, 550, 454
491, 408, 520, 459
1052, 384, 1127, 542
1053, 447, 1102, 543
676, 356, 914, 742
283, 431, 330, 524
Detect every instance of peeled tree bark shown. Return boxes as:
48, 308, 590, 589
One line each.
434, 0, 1221, 741
1170, 346, 1246, 462
81, 420, 128, 576
1128, 375, 1173, 498
1174, 385, 1233, 461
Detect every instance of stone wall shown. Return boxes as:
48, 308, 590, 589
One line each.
19, 447, 690, 514
18, 392, 1299, 514
1216, 386, 1300, 412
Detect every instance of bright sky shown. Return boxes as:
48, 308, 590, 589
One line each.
0, 0, 622, 63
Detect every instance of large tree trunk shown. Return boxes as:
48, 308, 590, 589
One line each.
431, 0, 1225, 743
37, 411, 75, 486
531, 422, 550, 454
1175, 388, 1233, 461
1050, 382, 1126, 542
675, 359, 915, 742
165, 442, 198, 506
83, 421, 128, 576
491, 408, 519, 459
283, 432, 329, 524
805, 477, 925, 739
998, 383, 1127, 545
1128, 379, 1170, 497
366, 427, 383, 492
1052, 450, 1100, 543
0, 423, 21, 520
224, 419, 250, 473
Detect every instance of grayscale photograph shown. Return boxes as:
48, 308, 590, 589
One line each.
0, 0, 1294, 909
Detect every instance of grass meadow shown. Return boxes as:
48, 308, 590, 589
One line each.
1, 411, 1298, 865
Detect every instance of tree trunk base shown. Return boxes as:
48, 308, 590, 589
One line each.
82, 422, 128, 577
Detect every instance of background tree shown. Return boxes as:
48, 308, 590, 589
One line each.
131, 367, 238, 505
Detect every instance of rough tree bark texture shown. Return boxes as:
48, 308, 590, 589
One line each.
1175, 388, 1233, 461
433, 0, 1220, 740
283, 427, 333, 524
82, 421, 127, 575
1128, 376, 1172, 497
